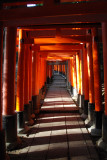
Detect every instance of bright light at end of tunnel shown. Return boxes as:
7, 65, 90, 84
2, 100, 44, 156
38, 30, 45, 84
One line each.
80, 43, 83, 44
27, 4, 37, 7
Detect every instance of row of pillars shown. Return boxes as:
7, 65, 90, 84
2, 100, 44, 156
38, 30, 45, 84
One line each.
54, 64, 66, 75
65, 24, 107, 151
0, 27, 53, 159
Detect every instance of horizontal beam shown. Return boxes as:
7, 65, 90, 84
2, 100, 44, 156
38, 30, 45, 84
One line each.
40, 44, 83, 50
1, 1, 107, 21
30, 29, 87, 37
3, 13, 106, 27
34, 36, 91, 44
21, 23, 101, 30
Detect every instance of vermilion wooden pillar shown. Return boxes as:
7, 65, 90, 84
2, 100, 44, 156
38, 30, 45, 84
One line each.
83, 44, 89, 116
85, 42, 95, 126
0, 25, 6, 160
98, 22, 107, 150
29, 46, 33, 114
73, 55, 77, 96
79, 50, 84, 110
67, 60, 71, 88
91, 28, 103, 136
16, 29, 26, 132
2, 27, 17, 143
24, 45, 32, 122
32, 51, 40, 114
46, 62, 50, 84
70, 58, 73, 94
76, 53, 81, 106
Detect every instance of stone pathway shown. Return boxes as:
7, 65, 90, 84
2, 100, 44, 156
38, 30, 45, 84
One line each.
8, 75, 99, 160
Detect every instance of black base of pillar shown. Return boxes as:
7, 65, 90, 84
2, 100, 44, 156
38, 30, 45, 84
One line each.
32, 95, 40, 115
90, 111, 103, 136
79, 94, 84, 109
84, 100, 89, 115
70, 85, 73, 95
2, 113, 17, 143
17, 111, 25, 130
97, 114, 107, 150
24, 103, 31, 122
77, 94, 80, 106
29, 100, 33, 114
85, 103, 95, 127
0, 129, 6, 160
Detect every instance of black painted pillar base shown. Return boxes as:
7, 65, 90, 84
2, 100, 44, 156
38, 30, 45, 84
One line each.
17, 111, 25, 132
32, 95, 40, 115
79, 94, 84, 109
97, 114, 107, 151
24, 103, 31, 122
85, 103, 95, 127
30, 100, 35, 119
90, 111, 103, 136
77, 94, 80, 106
81, 100, 89, 120
47, 76, 50, 84
2, 113, 17, 143
29, 100, 33, 114
0, 129, 6, 160
70, 85, 73, 95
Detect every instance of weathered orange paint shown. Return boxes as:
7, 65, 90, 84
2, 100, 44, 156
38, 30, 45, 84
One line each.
29, 46, 32, 101
87, 43, 95, 104
70, 58, 73, 87
76, 54, 81, 94
83, 45, 89, 100
16, 30, 26, 112
102, 22, 107, 115
36, 52, 41, 95
24, 45, 30, 104
73, 55, 77, 90
92, 28, 102, 112
49, 65, 52, 78
3, 27, 17, 115
0, 27, 3, 130
32, 51, 36, 96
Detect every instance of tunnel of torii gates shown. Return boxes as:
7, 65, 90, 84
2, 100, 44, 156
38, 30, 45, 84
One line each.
1, 0, 107, 159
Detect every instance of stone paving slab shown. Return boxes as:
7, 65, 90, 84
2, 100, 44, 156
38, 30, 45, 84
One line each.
8, 75, 100, 160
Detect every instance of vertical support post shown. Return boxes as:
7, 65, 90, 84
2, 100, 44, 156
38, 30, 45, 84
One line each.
79, 50, 84, 110
2, 27, 17, 143
24, 44, 32, 123
85, 42, 95, 126
0, 25, 6, 159
73, 55, 77, 96
90, 28, 103, 136
98, 22, 107, 150
76, 53, 81, 106
29, 46, 33, 115
82, 44, 89, 118
16, 29, 26, 132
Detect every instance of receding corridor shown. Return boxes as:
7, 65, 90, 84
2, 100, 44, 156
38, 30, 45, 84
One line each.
8, 75, 99, 160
